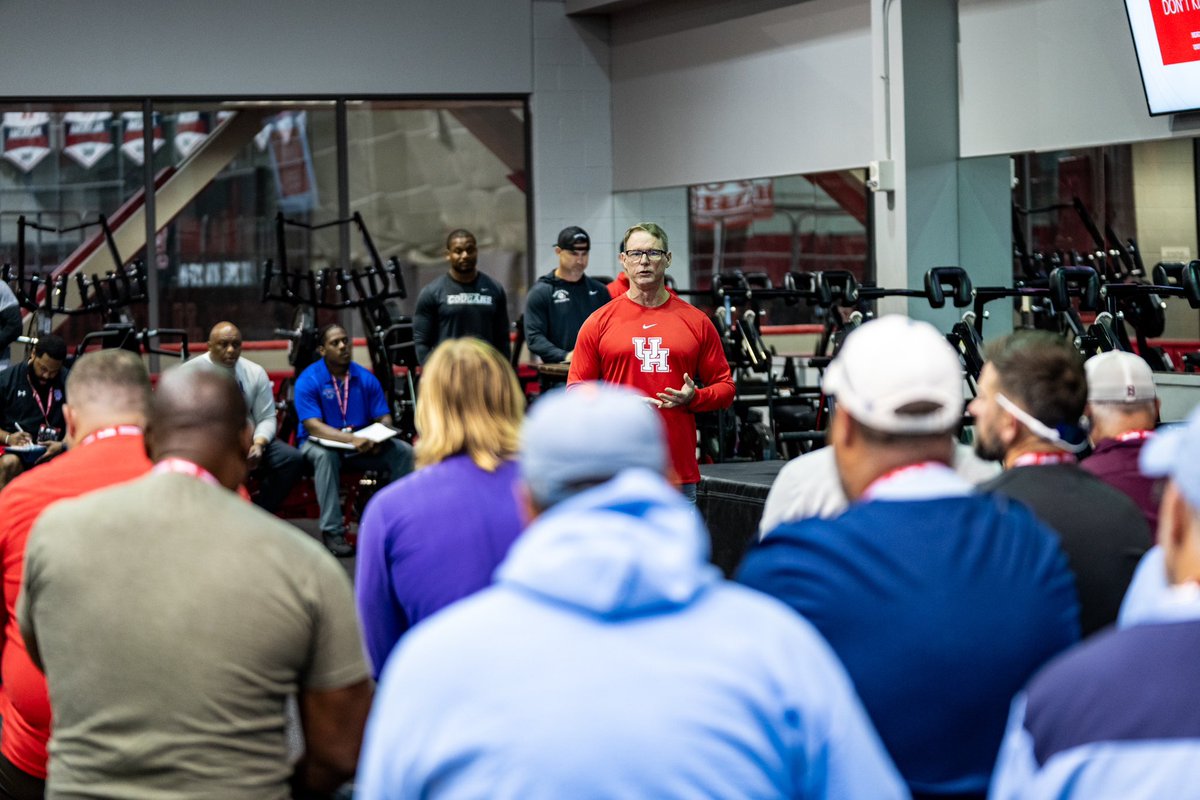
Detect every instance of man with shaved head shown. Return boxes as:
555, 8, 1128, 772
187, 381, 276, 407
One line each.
178, 320, 304, 511
19, 367, 372, 800
0, 349, 153, 798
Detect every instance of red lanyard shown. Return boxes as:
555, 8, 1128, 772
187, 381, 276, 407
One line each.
151, 457, 221, 487
1116, 429, 1153, 443
27, 374, 54, 426
79, 425, 142, 448
862, 461, 942, 499
1011, 451, 1076, 468
330, 374, 351, 429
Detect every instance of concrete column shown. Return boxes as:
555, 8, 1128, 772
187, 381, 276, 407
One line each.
871, 0, 1010, 330
958, 155, 1015, 336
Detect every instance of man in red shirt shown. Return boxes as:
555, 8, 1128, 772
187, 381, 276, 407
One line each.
0, 349, 153, 798
569, 222, 734, 501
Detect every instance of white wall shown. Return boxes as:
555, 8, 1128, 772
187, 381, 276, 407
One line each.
959, 0, 1184, 157
609, 0, 873, 191
612, 188, 691, 290
0, 0, 532, 96
530, 0, 617, 279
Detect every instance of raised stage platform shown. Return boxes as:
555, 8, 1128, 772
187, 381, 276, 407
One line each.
697, 460, 786, 577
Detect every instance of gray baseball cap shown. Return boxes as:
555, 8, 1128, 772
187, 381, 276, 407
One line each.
521, 382, 667, 507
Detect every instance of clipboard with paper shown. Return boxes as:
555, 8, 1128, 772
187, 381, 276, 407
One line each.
310, 422, 398, 451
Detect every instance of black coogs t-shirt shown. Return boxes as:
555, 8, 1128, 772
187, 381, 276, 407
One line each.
412, 273, 510, 364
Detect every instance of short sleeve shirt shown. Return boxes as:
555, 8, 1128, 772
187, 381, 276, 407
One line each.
293, 360, 389, 444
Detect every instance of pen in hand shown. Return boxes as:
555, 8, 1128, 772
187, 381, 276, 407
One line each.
9, 422, 31, 447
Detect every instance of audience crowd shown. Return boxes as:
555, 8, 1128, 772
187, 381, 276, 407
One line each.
0, 222, 1188, 799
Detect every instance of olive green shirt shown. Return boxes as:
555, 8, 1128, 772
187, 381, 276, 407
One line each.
20, 472, 368, 800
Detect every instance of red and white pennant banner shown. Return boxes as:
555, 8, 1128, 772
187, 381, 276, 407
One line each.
2, 113, 52, 173
120, 112, 165, 166
62, 112, 114, 169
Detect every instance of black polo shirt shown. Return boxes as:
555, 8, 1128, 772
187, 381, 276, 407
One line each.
0, 361, 67, 440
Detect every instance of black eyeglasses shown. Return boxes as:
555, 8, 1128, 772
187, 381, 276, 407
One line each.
622, 249, 667, 261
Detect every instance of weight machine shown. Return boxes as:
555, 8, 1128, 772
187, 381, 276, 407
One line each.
2, 214, 189, 363
261, 211, 417, 442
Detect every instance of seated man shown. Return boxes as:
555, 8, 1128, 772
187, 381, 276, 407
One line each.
971, 332, 1151, 635
19, 367, 371, 799
991, 404, 1200, 799
739, 316, 1080, 799
296, 324, 413, 557
1082, 350, 1161, 535
0, 335, 69, 488
0, 349, 153, 796
178, 321, 305, 512
356, 383, 908, 799
759, 440, 999, 535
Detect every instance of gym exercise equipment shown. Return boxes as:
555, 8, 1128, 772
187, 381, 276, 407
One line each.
688, 266, 982, 461
261, 211, 416, 441
2, 214, 189, 363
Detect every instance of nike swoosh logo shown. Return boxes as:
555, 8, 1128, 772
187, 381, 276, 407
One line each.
588, 290, 599, 295
642, 323, 657, 330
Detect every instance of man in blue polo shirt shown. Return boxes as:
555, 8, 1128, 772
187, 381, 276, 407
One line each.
738, 315, 1080, 799
991, 404, 1200, 799
295, 323, 413, 556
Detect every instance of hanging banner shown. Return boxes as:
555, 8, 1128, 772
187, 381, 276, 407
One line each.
120, 111, 165, 165
256, 111, 319, 213
690, 179, 775, 230
173, 111, 210, 159
2, 113, 52, 173
62, 111, 114, 169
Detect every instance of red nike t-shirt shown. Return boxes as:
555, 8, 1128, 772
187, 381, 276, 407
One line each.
0, 432, 152, 779
568, 294, 734, 484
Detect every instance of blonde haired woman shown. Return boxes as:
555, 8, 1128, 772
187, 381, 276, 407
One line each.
355, 338, 525, 677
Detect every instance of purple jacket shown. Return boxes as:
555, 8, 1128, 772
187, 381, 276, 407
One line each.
1080, 435, 1160, 539
355, 454, 524, 677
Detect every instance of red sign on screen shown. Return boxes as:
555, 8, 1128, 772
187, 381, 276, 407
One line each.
1149, 0, 1200, 65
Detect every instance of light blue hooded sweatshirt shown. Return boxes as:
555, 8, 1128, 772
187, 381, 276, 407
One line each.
356, 469, 908, 800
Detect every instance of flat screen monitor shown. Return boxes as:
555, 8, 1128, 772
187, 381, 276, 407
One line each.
1123, 0, 1200, 115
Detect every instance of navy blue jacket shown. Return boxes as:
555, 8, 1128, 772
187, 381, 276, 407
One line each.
522, 271, 608, 363
739, 495, 1080, 797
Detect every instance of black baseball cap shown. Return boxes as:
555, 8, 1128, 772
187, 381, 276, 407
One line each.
556, 226, 590, 251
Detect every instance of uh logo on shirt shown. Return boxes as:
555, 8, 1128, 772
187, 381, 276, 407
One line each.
632, 336, 670, 372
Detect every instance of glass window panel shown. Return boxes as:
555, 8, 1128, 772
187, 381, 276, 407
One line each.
0, 101, 147, 342
155, 101, 338, 343
0, 98, 532, 352
689, 170, 870, 325
346, 100, 528, 325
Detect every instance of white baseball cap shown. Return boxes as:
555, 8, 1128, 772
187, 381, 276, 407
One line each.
521, 382, 667, 507
1086, 351, 1156, 404
822, 315, 964, 434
